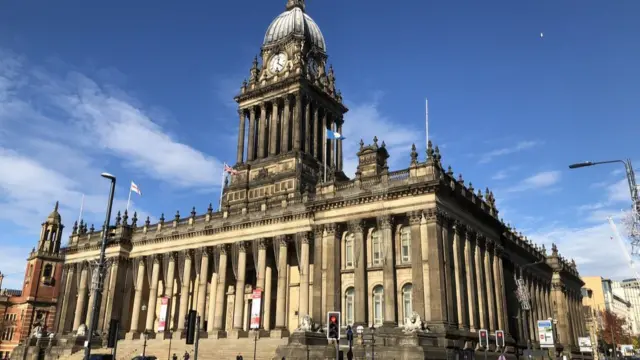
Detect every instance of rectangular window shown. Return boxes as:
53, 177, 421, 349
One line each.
401, 229, 411, 263
346, 244, 353, 268
372, 235, 382, 265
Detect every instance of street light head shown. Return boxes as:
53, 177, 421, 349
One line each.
568, 162, 594, 169
101, 172, 116, 180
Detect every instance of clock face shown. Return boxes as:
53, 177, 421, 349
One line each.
269, 52, 288, 73
307, 58, 318, 76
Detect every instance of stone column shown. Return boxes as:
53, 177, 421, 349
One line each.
442, 219, 456, 325
492, 245, 504, 331
425, 209, 448, 327
257, 104, 267, 159
247, 107, 256, 161
206, 263, 218, 333
233, 242, 248, 330
146, 256, 161, 332
377, 215, 397, 326
269, 100, 279, 156
313, 106, 320, 159
484, 240, 496, 332
328, 116, 335, 168
465, 231, 478, 331
475, 236, 487, 330
164, 253, 176, 334
293, 93, 302, 150
299, 233, 311, 324
236, 109, 245, 164
304, 97, 311, 153
177, 251, 193, 331
408, 211, 425, 319
312, 226, 324, 326
452, 221, 468, 329
337, 120, 343, 171
551, 275, 570, 346
59, 265, 75, 333
281, 97, 290, 153
129, 258, 145, 334
86, 269, 96, 332
273, 236, 289, 336
256, 239, 268, 328
73, 265, 88, 331
498, 251, 509, 333
527, 275, 535, 343
196, 248, 210, 329
264, 266, 273, 331
212, 245, 228, 333
349, 220, 367, 325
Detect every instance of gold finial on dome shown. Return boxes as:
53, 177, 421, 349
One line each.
286, 0, 305, 12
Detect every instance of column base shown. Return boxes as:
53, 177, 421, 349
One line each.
197, 330, 208, 339
382, 321, 398, 328
172, 330, 185, 339
144, 331, 157, 339
125, 331, 141, 340
207, 330, 227, 339
226, 329, 248, 339
162, 331, 174, 340
270, 328, 290, 338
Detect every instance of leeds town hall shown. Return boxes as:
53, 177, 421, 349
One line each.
12, 1, 587, 359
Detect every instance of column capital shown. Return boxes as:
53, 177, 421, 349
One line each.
299, 232, 312, 244
313, 225, 324, 237
259, 103, 267, 111
325, 223, 341, 235
452, 220, 466, 234
238, 108, 245, 117
408, 211, 422, 225
249, 106, 256, 116
199, 246, 211, 258
257, 238, 270, 250
183, 249, 194, 260
275, 235, 289, 247
236, 241, 248, 252
347, 219, 364, 233
376, 215, 393, 230
494, 244, 504, 256
217, 244, 230, 255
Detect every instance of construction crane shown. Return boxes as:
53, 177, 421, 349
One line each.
608, 216, 640, 283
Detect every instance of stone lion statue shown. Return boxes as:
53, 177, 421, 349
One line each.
402, 312, 425, 334
77, 324, 87, 337
296, 314, 314, 332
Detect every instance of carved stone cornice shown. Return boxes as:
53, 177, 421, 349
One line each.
408, 211, 422, 225
257, 238, 269, 250
377, 215, 392, 230
347, 219, 364, 233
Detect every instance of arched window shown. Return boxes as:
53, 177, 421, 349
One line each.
43, 264, 53, 278
373, 285, 384, 326
371, 231, 382, 266
345, 287, 355, 325
400, 227, 411, 263
345, 234, 355, 268
402, 283, 413, 323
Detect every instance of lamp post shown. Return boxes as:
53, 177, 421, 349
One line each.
568, 160, 638, 211
84, 172, 116, 360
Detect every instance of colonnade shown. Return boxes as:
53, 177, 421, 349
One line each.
236, 94, 344, 171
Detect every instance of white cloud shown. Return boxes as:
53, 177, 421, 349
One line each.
491, 166, 520, 181
341, 99, 421, 178
478, 140, 540, 164
0, 246, 32, 290
506, 170, 561, 193
0, 48, 224, 252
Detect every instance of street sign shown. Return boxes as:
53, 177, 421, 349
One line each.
536, 320, 555, 348
578, 337, 592, 353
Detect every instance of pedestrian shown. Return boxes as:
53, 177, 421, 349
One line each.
236, 354, 243, 360
172, 353, 177, 360
183, 351, 190, 360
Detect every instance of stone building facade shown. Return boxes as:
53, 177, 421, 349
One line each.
0, 204, 65, 359
47, 0, 587, 359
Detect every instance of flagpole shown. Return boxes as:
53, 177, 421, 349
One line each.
425, 98, 429, 149
126, 185, 132, 214
78, 194, 85, 225
323, 127, 327, 183
219, 164, 226, 211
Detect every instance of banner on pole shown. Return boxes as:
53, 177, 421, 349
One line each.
537, 320, 555, 348
250, 289, 262, 330
578, 337, 592, 352
157, 297, 169, 332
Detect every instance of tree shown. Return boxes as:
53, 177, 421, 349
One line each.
598, 309, 632, 345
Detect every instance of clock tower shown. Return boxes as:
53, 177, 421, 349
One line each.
226, 0, 348, 209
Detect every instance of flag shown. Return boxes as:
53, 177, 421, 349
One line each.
326, 129, 345, 140
130, 181, 141, 196
224, 163, 239, 175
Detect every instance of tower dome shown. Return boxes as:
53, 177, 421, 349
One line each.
263, 0, 326, 52
47, 201, 61, 223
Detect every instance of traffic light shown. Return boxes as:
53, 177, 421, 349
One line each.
186, 310, 197, 344
478, 329, 489, 348
107, 319, 119, 348
496, 330, 505, 348
326, 311, 341, 340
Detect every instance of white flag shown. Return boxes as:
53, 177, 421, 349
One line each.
130, 181, 141, 196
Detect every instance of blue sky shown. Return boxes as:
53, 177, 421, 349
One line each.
0, 0, 639, 289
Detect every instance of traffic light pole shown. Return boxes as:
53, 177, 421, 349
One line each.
194, 316, 200, 360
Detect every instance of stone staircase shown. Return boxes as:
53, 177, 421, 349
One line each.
58, 336, 288, 360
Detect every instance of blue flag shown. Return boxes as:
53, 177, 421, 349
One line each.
326, 129, 346, 140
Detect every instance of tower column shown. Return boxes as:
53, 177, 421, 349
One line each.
212, 245, 228, 332
313, 106, 320, 159
350, 220, 367, 326
321, 111, 327, 167
426, 210, 448, 328
247, 107, 256, 161
128, 258, 145, 336
145, 255, 161, 332
196, 248, 210, 329
269, 100, 279, 156
378, 215, 397, 326
293, 93, 302, 150
232, 242, 247, 330
453, 222, 468, 329
312, 226, 324, 326
273, 236, 289, 334
281, 97, 291, 153
258, 104, 267, 158
337, 120, 343, 171
177, 251, 192, 331
465, 231, 478, 331
304, 96, 311, 154
408, 212, 425, 320
298, 233, 311, 325
236, 109, 246, 164
73, 265, 88, 331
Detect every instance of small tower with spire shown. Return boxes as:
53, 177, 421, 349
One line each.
37, 201, 64, 255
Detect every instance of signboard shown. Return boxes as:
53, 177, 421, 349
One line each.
578, 337, 592, 352
157, 297, 169, 332
537, 320, 555, 348
250, 289, 262, 329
